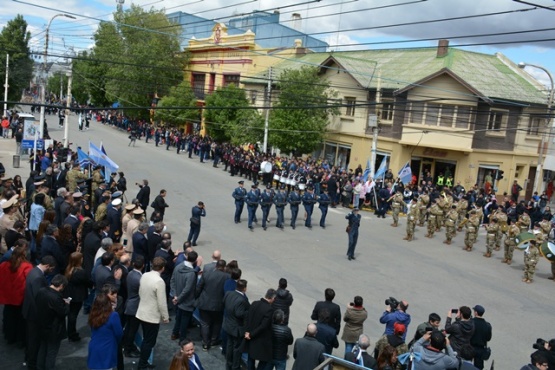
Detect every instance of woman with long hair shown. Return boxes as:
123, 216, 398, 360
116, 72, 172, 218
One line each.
12, 175, 24, 197
0, 244, 33, 345
34, 219, 50, 261
58, 223, 76, 260
76, 217, 94, 252
376, 344, 398, 370
87, 293, 123, 370
65, 252, 90, 342
169, 351, 190, 370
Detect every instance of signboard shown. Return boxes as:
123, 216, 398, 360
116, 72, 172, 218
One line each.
20, 114, 44, 150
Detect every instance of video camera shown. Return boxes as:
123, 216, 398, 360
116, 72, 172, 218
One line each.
533, 338, 548, 350
385, 297, 399, 311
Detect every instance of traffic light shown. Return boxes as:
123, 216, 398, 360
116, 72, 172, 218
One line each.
497, 170, 504, 180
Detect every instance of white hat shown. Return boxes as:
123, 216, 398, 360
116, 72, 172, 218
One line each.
112, 198, 122, 206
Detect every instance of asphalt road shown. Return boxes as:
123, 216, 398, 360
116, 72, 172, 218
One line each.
1, 112, 554, 369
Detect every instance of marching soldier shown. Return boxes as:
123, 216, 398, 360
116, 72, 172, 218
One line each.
66, 163, 88, 194
418, 191, 429, 227
232, 180, 247, 224
302, 186, 317, 229
494, 208, 508, 251
456, 196, 469, 231
404, 198, 418, 241
288, 186, 302, 230
317, 186, 331, 229
436, 193, 446, 230
273, 185, 287, 229
460, 209, 480, 251
502, 221, 520, 265
443, 205, 458, 245
484, 218, 499, 257
518, 210, 531, 233
523, 239, 540, 283
246, 183, 259, 231
260, 184, 274, 231
390, 190, 406, 227
426, 199, 442, 238
539, 216, 551, 240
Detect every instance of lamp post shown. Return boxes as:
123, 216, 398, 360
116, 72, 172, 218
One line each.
518, 62, 555, 194
38, 13, 76, 146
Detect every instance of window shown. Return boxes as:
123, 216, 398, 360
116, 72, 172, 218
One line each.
439, 105, 455, 127
487, 110, 505, 132
528, 115, 544, 136
425, 104, 440, 126
223, 74, 240, 87
192, 73, 205, 99
381, 99, 394, 121
345, 97, 356, 117
409, 102, 474, 129
410, 101, 424, 124
455, 106, 473, 129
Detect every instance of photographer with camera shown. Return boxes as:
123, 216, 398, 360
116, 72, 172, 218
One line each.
379, 297, 411, 341
520, 350, 550, 370
445, 306, 475, 355
531, 338, 555, 369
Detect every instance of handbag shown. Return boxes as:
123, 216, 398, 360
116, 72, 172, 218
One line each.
190, 217, 200, 225
346, 225, 351, 233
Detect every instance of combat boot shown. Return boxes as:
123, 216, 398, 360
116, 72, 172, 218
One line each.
501, 259, 508, 263
483, 252, 491, 258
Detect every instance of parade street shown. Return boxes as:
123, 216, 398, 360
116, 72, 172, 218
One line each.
2, 112, 554, 369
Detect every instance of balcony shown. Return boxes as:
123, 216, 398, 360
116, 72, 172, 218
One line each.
399, 124, 473, 153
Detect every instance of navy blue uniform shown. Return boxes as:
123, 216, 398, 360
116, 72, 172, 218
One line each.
318, 192, 331, 228
246, 189, 259, 230
288, 190, 301, 229
273, 190, 287, 229
302, 191, 316, 228
346, 211, 361, 260
187, 205, 206, 245
232, 186, 247, 223
260, 190, 273, 230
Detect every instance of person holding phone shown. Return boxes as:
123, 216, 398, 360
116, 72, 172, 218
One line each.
445, 306, 475, 355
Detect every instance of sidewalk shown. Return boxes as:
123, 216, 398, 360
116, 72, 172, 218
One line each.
0, 135, 28, 180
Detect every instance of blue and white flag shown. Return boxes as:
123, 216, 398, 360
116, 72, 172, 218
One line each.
362, 158, 371, 182
374, 156, 388, 180
398, 161, 412, 185
89, 141, 119, 182
77, 148, 94, 169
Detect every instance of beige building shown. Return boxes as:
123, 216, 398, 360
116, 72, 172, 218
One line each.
243, 41, 550, 198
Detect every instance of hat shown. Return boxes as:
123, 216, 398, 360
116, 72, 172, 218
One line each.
353, 207, 359, 212
266, 183, 272, 189
280, 184, 286, 190
473, 305, 485, 316
112, 198, 122, 206
111, 191, 122, 199
1, 197, 15, 209
251, 184, 257, 189
2, 177, 13, 182
393, 322, 406, 335
73, 192, 83, 198
132, 208, 144, 215
238, 180, 244, 185
124, 203, 136, 211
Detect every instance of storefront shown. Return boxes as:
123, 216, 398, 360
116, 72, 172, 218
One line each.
315, 141, 352, 170
410, 148, 459, 186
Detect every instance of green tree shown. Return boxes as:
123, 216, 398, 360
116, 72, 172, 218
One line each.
154, 79, 198, 126
269, 66, 338, 154
0, 15, 33, 108
204, 83, 263, 144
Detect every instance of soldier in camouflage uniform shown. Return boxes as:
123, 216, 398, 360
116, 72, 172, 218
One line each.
494, 208, 508, 251
456, 196, 469, 231
523, 239, 540, 283
390, 190, 406, 227
518, 211, 531, 233
443, 205, 458, 245
461, 210, 480, 251
91, 166, 104, 207
66, 164, 88, 194
539, 216, 551, 238
436, 195, 446, 230
503, 221, 520, 265
404, 198, 419, 241
484, 218, 499, 257
418, 192, 429, 227
426, 199, 441, 238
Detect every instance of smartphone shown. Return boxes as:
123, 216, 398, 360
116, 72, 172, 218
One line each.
425, 326, 433, 332
123, 239, 128, 246
451, 308, 458, 314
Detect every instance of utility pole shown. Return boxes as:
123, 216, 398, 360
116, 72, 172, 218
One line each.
60, 73, 63, 101
262, 66, 272, 154
63, 66, 73, 148
3, 54, 8, 117
370, 69, 381, 178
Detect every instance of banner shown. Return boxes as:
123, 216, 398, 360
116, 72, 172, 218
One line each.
89, 141, 119, 182
398, 161, 412, 185
374, 156, 388, 180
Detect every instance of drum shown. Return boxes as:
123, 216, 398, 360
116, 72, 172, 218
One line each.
298, 183, 306, 191
261, 161, 272, 173
291, 178, 297, 186
273, 174, 280, 181
280, 176, 287, 183
540, 241, 555, 262
515, 232, 536, 250
286, 178, 292, 185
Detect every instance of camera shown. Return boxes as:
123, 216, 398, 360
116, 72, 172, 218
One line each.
533, 338, 547, 350
385, 297, 399, 311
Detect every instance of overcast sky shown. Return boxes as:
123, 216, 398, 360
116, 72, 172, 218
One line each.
2, 0, 555, 86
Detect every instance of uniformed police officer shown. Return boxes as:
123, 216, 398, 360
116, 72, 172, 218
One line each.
246, 183, 259, 231
318, 186, 331, 229
273, 185, 287, 229
232, 180, 247, 224
346, 208, 361, 260
260, 184, 273, 231
288, 186, 301, 230
302, 186, 316, 229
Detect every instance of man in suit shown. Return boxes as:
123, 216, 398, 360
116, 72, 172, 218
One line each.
292, 323, 325, 370
123, 255, 144, 358
107, 198, 123, 242
187, 201, 206, 246
311, 288, 342, 335
170, 251, 199, 341
132, 222, 149, 261
146, 222, 164, 271
40, 224, 67, 275
136, 179, 151, 212
245, 288, 276, 370
94, 252, 123, 292
195, 259, 229, 350
151, 189, 169, 221
22, 256, 56, 370
53, 187, 68, 227
136, 257, 169, 369
154, 239, 175, 296
345, 334, 377, 368
203, 250, 221, 274
180, 339, 205, 370
36, 274, 69, 370
223, 279, 250, 370
63, 204, 80, 238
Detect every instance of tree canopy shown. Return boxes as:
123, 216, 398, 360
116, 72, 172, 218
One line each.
268, 66, 338, 155
204, 83, 263, 145
154, 79, 198, 126
0, 15, 33, 109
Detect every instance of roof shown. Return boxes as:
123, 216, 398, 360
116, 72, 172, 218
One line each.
242, 47, 548, 106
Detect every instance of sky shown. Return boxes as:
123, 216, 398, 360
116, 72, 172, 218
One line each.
2, 0, 555, 89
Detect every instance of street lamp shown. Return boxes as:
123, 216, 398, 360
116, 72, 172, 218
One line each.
518, 62, 555, 194
38, 13, 76, 147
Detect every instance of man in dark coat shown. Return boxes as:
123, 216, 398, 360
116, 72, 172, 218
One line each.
132, 222, 149, 262
41, 224, 67, 275
122, 255, 144, 358
107, 199, 123, 242
311, 288, 342, 335
151, 189, 169, 221
187, 201, 206, 246
245, 288, 276, 370
146, 222, 164, 270
195, 259, 229, 350
171, 251, 199, 341
83, 221, 104, 279
136, 179, 150, 212
292, 323, 325, 370
223, 279, 250, 370
36, 274, 69, 370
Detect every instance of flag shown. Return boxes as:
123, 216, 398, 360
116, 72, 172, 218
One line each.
362, 158, 371, 182
374, 156, 388, 179
398, 161, 412, 185
77, 148, 94, 168
89, 141, 119, 182
100, 141, 107, 155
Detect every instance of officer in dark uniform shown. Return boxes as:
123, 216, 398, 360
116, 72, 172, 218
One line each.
346, 208, 361, 260
246, 184, 259, 231
288, 186, 301, 230
232, 180, 247, 224
273, 184, 287, 229
302, 186, 316, 229
253, 182, 261, 223
260, 184, 274, 231
318, 186, 331, 229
